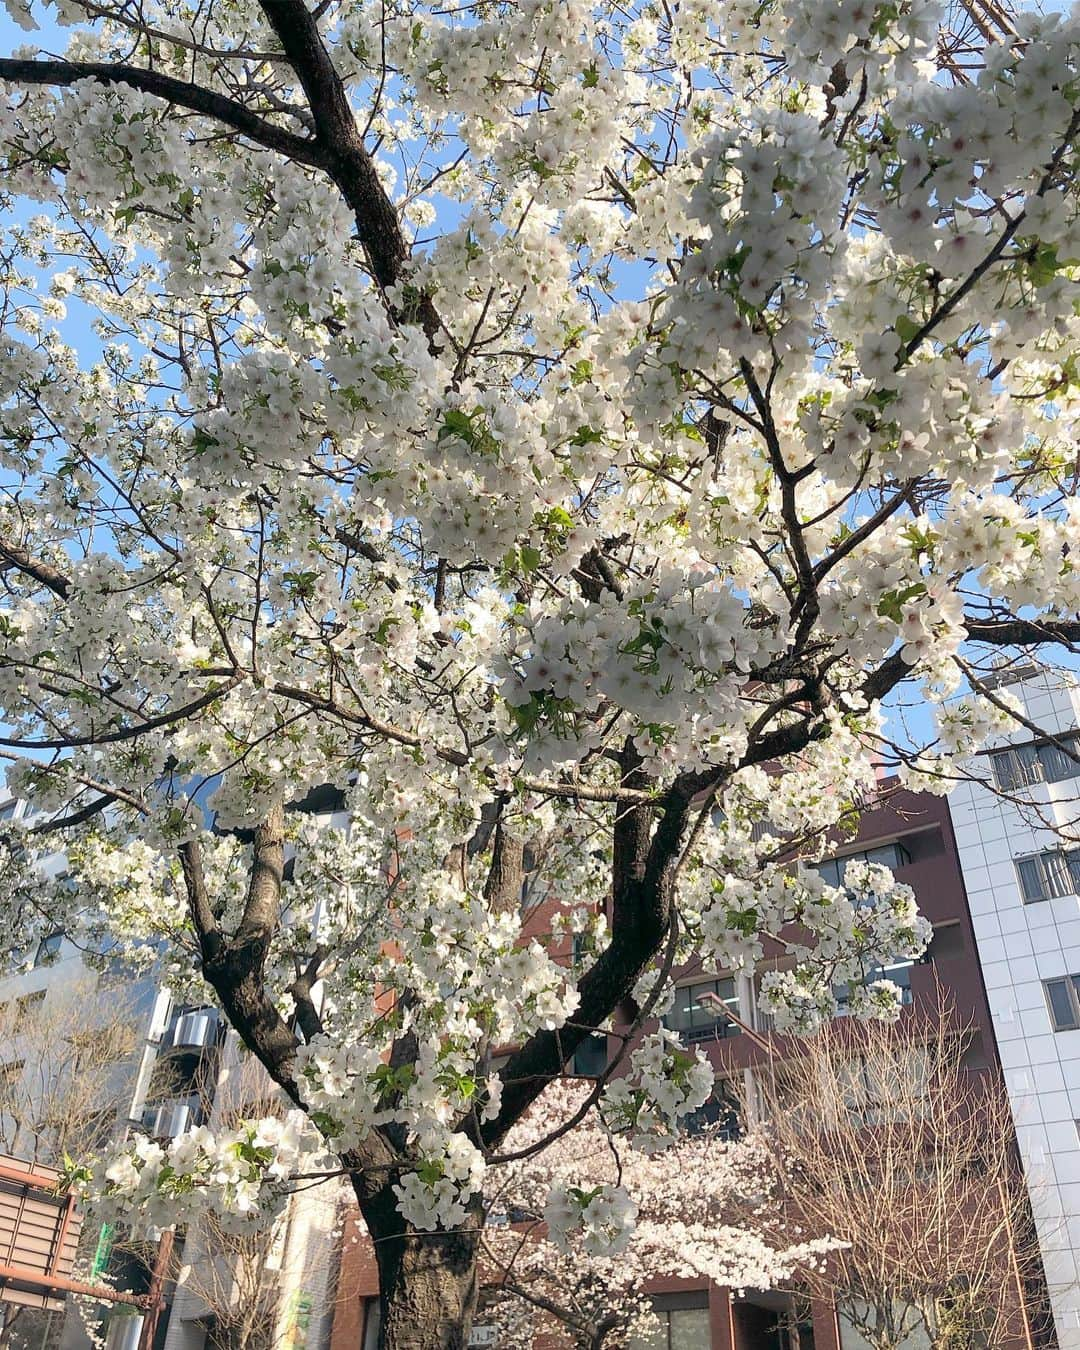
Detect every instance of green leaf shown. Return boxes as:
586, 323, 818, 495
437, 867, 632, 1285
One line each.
519, 545, 542, 575
1028, 242, 1061, 288
894, 314, 920, 344
876, 581, 926, 623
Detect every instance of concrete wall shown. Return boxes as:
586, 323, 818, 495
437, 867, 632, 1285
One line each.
950, 670, 1080, 1349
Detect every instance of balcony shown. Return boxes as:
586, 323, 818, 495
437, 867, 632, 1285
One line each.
140, 1094, 204, 1139
159, 1006, 220, 1052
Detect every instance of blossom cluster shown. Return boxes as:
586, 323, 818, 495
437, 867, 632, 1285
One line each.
0, 0, 1076, 1256
601, 1030, 715, 1151
70, 1117, 305, 1232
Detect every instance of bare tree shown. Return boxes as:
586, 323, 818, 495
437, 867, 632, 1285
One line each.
163, 1051, 342, 1350
0, 967, 140, 1166
747, 992, 1054, 1350
0, 967, 141, 1350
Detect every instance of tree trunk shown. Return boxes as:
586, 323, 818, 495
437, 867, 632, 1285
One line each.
357, 1183, 481, 1350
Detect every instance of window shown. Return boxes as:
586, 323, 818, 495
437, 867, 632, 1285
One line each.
990, 733, 1080, 791
630, 1294, 711, 1349
361, 1298, 380, 1350
835, 959, 915, 1013
1044, 976, 1080, 1032
0, 801, 17, 821
11, 990, 45, 1028
813, 841, 910, 888
925, 923, 966, 963
1016, 848, 1080, 903
664, 977, 742, 1043
571, 1033, 608, 1078
684, 1086, 741, 1140
34, 932, 63, 967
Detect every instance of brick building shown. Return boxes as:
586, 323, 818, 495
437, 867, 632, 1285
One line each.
328, 782, 1054, 1350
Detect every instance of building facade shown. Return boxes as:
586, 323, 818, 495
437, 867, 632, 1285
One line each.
950, 669, 1080, 1350
0, 789, 338, 1350
328, 781, 1052, 1350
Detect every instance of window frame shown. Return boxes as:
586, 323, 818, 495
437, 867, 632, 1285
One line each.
663, 976, 742, 1043
813, 839, 911, 888
1043, 975, 1080, 1032
1015, 848, 1080, 903
990, 733, 1080, 791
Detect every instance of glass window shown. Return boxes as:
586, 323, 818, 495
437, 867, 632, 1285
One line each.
668, 1309, 710, 1350
835, 960, 914, 1014
991, 743, 1041, 791
926, 924, 966, 963
1016, 850, 1078, 903
0, 1060, 24, 1090
864, 842, 909, 869
1017, 856, 1048, 902
630, 1298, 711, 1350
990, 734, 1080, 790
812, 841, 910, 888
0, 801, 17, 821
1045, 851, 1073, 897
1044, 977, 1080, 1032
684, 1087, 741, 1140
34, 932, 63, 967
361, 1299, 380, 1350
1039, 737, 1080, 783
571, 1033, 608, 1078
13, 990, 44, 1026
664, 977, 741, 1042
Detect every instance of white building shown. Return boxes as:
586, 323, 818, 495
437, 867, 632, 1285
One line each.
0, 788, 341, 1350
950, 667, 1080, 1349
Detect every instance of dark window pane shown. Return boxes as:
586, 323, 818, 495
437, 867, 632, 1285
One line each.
684, 1087, 741, 1140
668, 1309, 710, 1350
865, 844, 901, 868
926, 924, 966, 962
664, 978, 741, 1042
34, 933, 62, 967
572, 1033, 608, 1078
362, 1300, 380, 1350
993, 744, 1042, 791
1040, 737, 1080, 784
1046, 979, 1077, 1031
1045, 852, 1073, 898
1018, 857, 1047, 902
878, 961, 914, 996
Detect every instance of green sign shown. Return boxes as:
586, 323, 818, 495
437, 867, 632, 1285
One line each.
89, 1222, 114, 1282
285, 1291, 313, 1349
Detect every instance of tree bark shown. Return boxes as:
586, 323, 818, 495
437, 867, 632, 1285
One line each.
356, 1180, 481, 1350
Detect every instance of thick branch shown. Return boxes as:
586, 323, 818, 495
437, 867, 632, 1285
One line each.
256, 0, 438, 335
0, 58, 324, 166
479, 775, 695, 1148
0, 536, 71, 599
237, 799, 286, 943
482, 817, 526, 915
964, 616, 1080, 648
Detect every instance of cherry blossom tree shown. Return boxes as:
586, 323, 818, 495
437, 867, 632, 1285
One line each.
0, 0, 1079, 1343
478, 1083, 832, 1349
